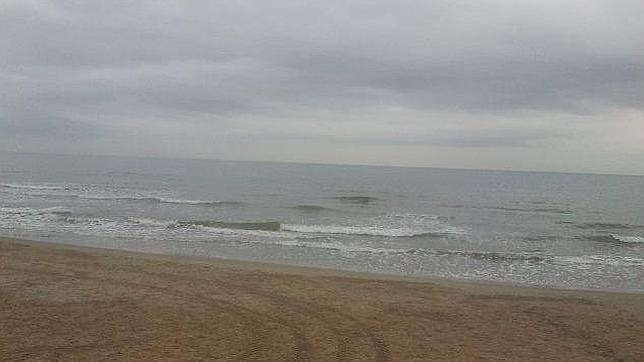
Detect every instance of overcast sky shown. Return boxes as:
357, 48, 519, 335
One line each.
2, 1, 644, 174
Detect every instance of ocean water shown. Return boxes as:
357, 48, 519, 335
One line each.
1, 152, 643, 292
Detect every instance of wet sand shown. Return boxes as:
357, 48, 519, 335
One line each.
1, 237, 643, 361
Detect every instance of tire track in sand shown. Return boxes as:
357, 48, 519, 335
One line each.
2, 265, 311, 361
144, 270, 391, 361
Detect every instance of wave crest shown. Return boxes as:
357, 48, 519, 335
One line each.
332, 196, 379, 205
1, 183, 67, 191
78, 195, 240, 206
281, 224, 456, 237
573, 222, 639, 230
177, 220, 281, 231
0, 206, 71, 217
1, 183, 240, 207
292, 205, 331, 212
587, 234, 644, 244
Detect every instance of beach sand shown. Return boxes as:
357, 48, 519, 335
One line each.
1, 238, 643, 361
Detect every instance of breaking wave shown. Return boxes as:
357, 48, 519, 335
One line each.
173, 213, 466, 237
0, 206, 72, 217
281, 224, 459, 237
78, 195, 241, 206
177, 220, 281, 231
0, 205, 465, 240
3, 207, 643, 270
1, 183, 68, 191
586, 234, 644, 244
1, 182, 239, 207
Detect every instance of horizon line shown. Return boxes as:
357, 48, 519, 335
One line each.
2, 149, 643, 178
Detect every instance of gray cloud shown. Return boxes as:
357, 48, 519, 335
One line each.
1, 1, 644, 174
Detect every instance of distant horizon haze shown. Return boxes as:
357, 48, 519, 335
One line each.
2, 150, 643, 178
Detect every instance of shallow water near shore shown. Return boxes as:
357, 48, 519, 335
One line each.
1, 152, 643, 291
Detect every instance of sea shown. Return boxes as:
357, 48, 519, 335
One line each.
1, 152, 643, 292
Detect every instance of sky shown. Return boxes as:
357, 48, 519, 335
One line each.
2, 1, 644, 175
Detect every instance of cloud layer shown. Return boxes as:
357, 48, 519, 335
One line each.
2, 1, 644, 174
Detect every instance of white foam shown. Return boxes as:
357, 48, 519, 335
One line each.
195, 224, 296, 238
555, 255, 644, 267
282, 213, 467, 237
155, 197, 224, 205
611, 234, 644, 244
0, 206, 71, 215
62, 193, 225, 206
1, 183, 67, 190
237, 238, 415, 254
1, 183, 226, 206
282, 224, 435, 237
131, 218, 178, 228
40, 207, 72, 215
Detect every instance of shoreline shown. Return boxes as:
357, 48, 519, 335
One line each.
5, 236, 643, 296
2, 236, 644, 360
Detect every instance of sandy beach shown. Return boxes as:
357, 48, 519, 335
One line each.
1, 237, 643, 361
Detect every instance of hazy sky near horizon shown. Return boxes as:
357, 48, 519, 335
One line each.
2, 1, 644, 174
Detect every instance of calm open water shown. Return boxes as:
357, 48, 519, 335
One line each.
1, 152, 643, 291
